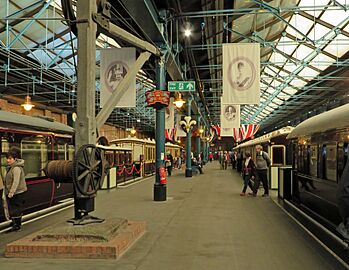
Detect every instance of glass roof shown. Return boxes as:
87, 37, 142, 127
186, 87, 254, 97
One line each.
240, 0, 349, 125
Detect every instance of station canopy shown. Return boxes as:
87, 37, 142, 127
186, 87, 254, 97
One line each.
0, 0, 349, 134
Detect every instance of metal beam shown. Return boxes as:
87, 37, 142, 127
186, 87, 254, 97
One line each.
100, 23, 160, 56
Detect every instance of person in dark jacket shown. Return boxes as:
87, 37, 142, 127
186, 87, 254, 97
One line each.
5, 147, 27, 232
166, 153, 173, 176
240, 152, 257, 196
236, 150, 243, 172
253, 145, 271, 197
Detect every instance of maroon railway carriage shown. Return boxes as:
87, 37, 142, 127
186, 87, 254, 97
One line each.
0, 110, 74, 221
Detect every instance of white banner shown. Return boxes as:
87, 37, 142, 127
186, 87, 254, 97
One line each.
222, 43, 260, 105
100, 48, 136, 108
165, 98, 175, 129
220, 102, 240, 137
221, 127, 233, 137
176, 115, 186, 137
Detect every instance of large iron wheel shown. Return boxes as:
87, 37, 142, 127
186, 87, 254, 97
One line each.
73, 144, 103, 196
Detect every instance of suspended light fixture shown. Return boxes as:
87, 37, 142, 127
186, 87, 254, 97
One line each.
130, 127, 137, 136
184, 28, 192, 37
173, 92, 185, 108
21, 95, 35, 111
183, 21, 192, 37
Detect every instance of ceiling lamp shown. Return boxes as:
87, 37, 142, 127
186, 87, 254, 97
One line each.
173, 92, 185, 108
130, 127, 137, 136
184, 28, 192, 37
21, 95, 35, 111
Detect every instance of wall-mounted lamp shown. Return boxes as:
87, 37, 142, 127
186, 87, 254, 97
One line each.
198, 126, 204, 135
173, 92, 185, 109
21, 95, 35, 111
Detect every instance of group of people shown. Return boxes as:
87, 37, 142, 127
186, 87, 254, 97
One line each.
240, 145, 271, 197
165, 152, 205, 176
0, 147, 27, 232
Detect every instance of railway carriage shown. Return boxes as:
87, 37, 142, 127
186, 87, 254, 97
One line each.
110, 137, 182, 175
0, 110, 75, 221
287, 103, 349, 231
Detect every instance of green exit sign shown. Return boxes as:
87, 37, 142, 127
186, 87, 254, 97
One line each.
168, 81, 195, 91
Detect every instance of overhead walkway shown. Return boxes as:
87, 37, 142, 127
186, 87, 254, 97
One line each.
0, 162, 346, 270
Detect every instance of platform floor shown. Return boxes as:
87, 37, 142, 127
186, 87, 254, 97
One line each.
0, 161, 346, 270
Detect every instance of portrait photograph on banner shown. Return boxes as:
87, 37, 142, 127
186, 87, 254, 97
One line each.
100, 47, 136, 108
165, 98, 175, 129
222, 43, 260, 105
176, 115, 186, 137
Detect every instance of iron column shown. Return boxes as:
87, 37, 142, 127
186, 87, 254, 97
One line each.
75, 0, 97, 149
185, 97, 192, 177
154, 57, 167, 201
196, 115, 201, 160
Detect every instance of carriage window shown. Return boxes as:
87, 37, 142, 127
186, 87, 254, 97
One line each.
0, 138, 9, 181
309, 145, 318, 177
68, 145, 74, 161
21, 136, 48, 178
271, 146, 285, 165
57, 143, 66, 160
326, 144, 337, 181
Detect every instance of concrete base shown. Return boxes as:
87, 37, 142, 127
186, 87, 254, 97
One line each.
185, 168, 192, 177
5, 218, 146, 259
154, 184, 166, 201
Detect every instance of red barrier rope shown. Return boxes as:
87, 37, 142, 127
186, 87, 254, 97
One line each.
117, 166, 126, 176
134, 163, 142, 174
124, 165, 134, 175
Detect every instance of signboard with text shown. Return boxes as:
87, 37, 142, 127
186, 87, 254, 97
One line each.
168, 81, 195, 91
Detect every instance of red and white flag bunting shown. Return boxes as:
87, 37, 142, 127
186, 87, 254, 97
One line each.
165, 128, 177, 141
233, 124, 260, 142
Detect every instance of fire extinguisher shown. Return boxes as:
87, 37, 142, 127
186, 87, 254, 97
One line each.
159, 166, 167, 185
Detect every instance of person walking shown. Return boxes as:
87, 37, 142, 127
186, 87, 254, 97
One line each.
209, 152, 213, 162
4, 147, 27, 231
253, 145, 271, 197
240, 152, 257, 196
166, 153, 173, 176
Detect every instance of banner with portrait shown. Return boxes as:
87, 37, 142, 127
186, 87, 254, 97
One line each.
165, 98, 175, 129
176, 115, 186, 137
100, 48, 136, 108
220, 102, 240, 137
222, 43, 260, 105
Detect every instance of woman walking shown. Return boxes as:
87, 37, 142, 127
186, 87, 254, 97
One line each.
240, 152, 256, 196
5, 147, 27, 231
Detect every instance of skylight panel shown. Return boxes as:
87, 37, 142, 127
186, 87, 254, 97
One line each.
269, 103, 278, 109
272, 52, 289, 65
307, 23, 332, 42
266, 87, 275, 94
297, 67, 320, 80
320, 9, 348, 26
325, 34, 349, 58
293, 45, 314, 61
287, 14, 314, 39
283, 87, 298, 95
272, 98, 284, 105
283, 62, 298, 72
301, 0, 332, 18
310, 53, 336, 70
276, 36, 297, 55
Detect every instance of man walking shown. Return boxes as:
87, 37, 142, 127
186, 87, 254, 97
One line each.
253, 145, 271, 197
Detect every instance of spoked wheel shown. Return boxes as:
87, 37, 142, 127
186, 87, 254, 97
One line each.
73, 144, 103, 196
